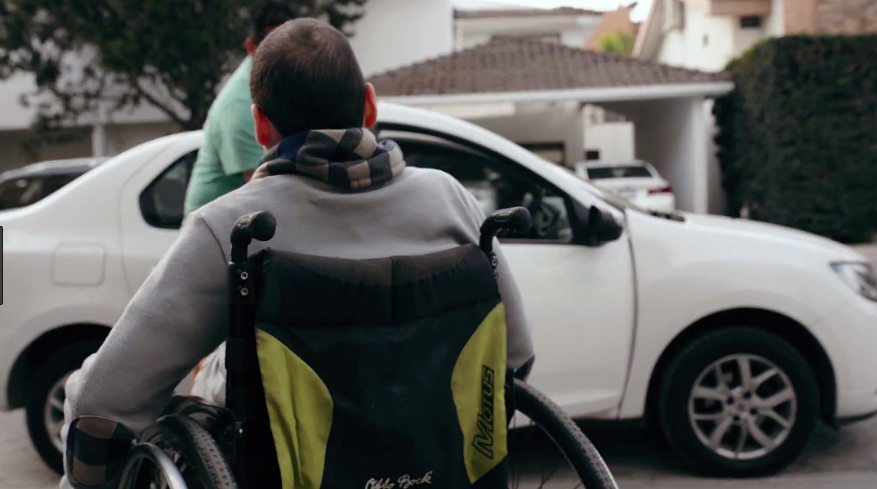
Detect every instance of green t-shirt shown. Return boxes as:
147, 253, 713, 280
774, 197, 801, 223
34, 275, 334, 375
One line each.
184, 57, 264, 215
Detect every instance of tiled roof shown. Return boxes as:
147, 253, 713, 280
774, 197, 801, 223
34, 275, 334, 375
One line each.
454, 7, 600, 19
369, 38, 731, 98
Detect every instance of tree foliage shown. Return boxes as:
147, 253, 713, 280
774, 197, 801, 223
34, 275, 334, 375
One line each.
714, 35, 877, 243
594, 31, 635, 56
0, 0, 367, 133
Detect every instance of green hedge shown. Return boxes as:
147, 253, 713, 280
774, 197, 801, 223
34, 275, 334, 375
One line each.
713, 35, 877, 243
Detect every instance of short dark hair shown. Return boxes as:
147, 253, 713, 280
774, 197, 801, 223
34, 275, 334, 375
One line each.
250, 19, 367, 137
251, 1, 297, 45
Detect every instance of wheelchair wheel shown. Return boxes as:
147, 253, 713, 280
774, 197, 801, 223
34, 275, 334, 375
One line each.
509, 379, 618, 489
122, 415, 237, 489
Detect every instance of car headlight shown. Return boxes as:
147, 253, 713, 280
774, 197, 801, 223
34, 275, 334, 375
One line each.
831, 262, 877, 302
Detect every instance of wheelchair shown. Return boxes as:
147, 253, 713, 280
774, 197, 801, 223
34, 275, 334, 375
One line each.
114, 207, 618, 489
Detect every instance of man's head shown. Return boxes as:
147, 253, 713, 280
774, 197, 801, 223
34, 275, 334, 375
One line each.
250, 19, 378, 149
245, 1, 297, 56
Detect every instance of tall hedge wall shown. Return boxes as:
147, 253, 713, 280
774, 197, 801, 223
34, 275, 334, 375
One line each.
713, 35, 877, 243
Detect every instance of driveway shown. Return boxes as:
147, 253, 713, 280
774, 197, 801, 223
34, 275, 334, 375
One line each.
5, 407, 877, 489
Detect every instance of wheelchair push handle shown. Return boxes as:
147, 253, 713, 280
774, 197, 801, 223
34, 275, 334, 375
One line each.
231, 211, 277, 263
479, 206, 531, 255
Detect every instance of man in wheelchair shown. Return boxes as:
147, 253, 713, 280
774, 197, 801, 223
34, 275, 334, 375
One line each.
61, 18, 535, 489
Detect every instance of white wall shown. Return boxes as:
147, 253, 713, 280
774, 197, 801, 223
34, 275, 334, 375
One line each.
469, 106, 585, 167
654, 0, 780, 72
350, 0, 453, 76
607, 97, 709, 213
455, 15, 599, 51
585, 122, 635, 162
766, 0, 786, 36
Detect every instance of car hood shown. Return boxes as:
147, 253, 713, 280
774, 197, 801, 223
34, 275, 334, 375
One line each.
674, 212, 864, 262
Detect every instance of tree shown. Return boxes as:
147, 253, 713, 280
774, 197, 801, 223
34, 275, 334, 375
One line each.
0, 0, 367, 134
595, 31, 635, 56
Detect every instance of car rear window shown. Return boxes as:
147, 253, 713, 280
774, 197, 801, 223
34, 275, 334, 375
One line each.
587, 165, 652, 180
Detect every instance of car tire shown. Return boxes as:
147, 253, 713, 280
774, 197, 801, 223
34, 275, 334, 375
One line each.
26, 340, 103, 474
656, 327, 819, 477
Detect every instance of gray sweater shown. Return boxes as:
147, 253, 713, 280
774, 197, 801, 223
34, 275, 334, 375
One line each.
61, 167, 533, 485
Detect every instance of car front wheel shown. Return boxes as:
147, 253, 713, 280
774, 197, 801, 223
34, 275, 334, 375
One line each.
26, 340, 102, 474
657, 327, 819, 477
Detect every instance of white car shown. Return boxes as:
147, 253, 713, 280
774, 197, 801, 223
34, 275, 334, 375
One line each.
3, 104, 877, 477
575, 160, 675, 212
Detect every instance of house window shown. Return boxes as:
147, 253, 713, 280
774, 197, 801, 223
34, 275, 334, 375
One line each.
585, 150, 601, 161
740, 16, 762, 28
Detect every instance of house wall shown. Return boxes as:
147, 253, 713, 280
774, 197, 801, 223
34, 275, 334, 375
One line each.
653, 0, 780, 72
809, 0, 877, 34
103, 122, 180, 157
454, 15, 600, 50
0, 131, 92, 174
351, 0, 453, 76
585, 122, 636, 163
469, 106, 585, 167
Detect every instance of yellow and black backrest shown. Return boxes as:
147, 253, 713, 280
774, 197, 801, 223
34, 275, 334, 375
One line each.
240, 243, 509, 489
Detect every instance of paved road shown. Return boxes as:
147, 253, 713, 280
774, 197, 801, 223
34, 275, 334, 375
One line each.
4, 407, 877, 489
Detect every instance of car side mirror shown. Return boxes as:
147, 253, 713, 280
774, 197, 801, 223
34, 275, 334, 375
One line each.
573, 202, 623, 246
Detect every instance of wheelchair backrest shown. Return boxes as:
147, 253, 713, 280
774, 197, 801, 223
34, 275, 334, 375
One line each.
242, 243, 509, 489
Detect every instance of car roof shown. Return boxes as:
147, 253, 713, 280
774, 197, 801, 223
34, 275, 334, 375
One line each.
0, 157, 108, 181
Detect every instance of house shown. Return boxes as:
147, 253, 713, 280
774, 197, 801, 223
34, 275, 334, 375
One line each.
452, 6, 640, 165
453, 7, 602, 50
370, 38, 732, 213
634, 0, 877, 72
0, 0, 454, 173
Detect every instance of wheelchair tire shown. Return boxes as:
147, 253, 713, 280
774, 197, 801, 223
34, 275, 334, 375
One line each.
144, 415, 237, 489
511, 379, 618, 489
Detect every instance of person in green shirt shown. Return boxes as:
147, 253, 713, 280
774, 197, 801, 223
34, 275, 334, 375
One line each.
183, 1, 297, 215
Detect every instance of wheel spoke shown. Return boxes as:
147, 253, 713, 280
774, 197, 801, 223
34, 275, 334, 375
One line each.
737, 357, 753, 390
758, 387, 794, 408
49, 396, 65, 411
746, 417, 776, 450
714, 365, 729, 389
762, 409, 792, 428
692, 386, 726, 402
752, 368, 778, 387
736, 420, 749, 454
692, 412, 725, 421
708, 417, 734, 449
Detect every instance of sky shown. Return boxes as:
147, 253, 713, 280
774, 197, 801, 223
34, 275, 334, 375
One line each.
452, 0, 654, 22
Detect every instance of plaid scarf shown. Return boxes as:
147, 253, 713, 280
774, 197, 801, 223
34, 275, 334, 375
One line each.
252, 128, 405, 190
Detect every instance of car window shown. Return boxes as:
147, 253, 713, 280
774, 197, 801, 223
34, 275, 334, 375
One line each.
0, 177, 42, 210
396, 139, 574, 243
587, 165, 653, 179
140, 151, 197, 229
0, 173, 82, 210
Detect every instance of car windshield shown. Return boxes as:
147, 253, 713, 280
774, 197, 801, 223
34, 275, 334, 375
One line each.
587, 165, 652, 179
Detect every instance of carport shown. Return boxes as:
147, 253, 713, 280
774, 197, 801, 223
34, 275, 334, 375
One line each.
369, 38, 733, 213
